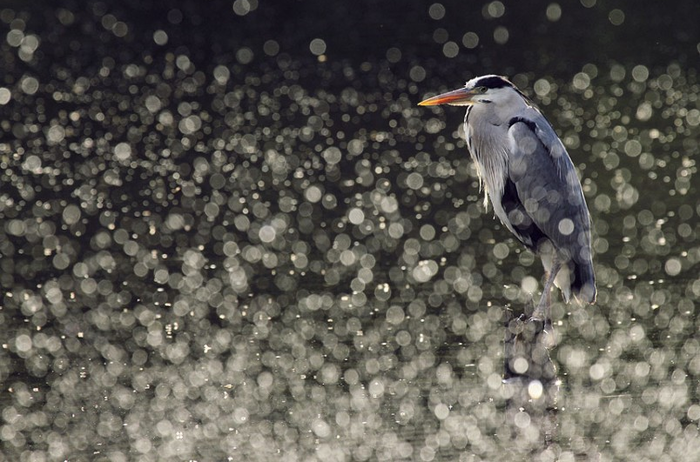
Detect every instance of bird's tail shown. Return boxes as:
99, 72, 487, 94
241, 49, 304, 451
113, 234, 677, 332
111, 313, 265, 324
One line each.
571, 260, 596, 304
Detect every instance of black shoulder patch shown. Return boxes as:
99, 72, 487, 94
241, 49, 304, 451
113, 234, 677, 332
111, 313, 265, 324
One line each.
508, 117, 537, 132
474, 76, 513, 89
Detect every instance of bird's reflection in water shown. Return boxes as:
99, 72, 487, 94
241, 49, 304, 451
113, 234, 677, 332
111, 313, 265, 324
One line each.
502, 308, 559, 449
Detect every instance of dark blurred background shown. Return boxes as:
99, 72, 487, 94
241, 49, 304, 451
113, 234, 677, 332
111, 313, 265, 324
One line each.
3, 0, 699, 78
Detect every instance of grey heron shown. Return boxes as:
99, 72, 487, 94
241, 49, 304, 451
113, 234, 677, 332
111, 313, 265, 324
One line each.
419, 75, 596, 321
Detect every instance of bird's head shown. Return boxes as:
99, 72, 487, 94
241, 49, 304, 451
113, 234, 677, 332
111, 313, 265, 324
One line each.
419, 75, 524, 107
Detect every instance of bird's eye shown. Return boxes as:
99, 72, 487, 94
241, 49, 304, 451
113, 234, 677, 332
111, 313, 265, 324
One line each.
479, 86, 488, 93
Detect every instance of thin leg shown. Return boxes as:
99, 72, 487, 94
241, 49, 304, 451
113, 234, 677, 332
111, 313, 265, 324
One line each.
532, 255, 561, 322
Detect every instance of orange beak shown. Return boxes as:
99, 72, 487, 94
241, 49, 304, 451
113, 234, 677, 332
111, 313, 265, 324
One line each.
418, 87, 477, 106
